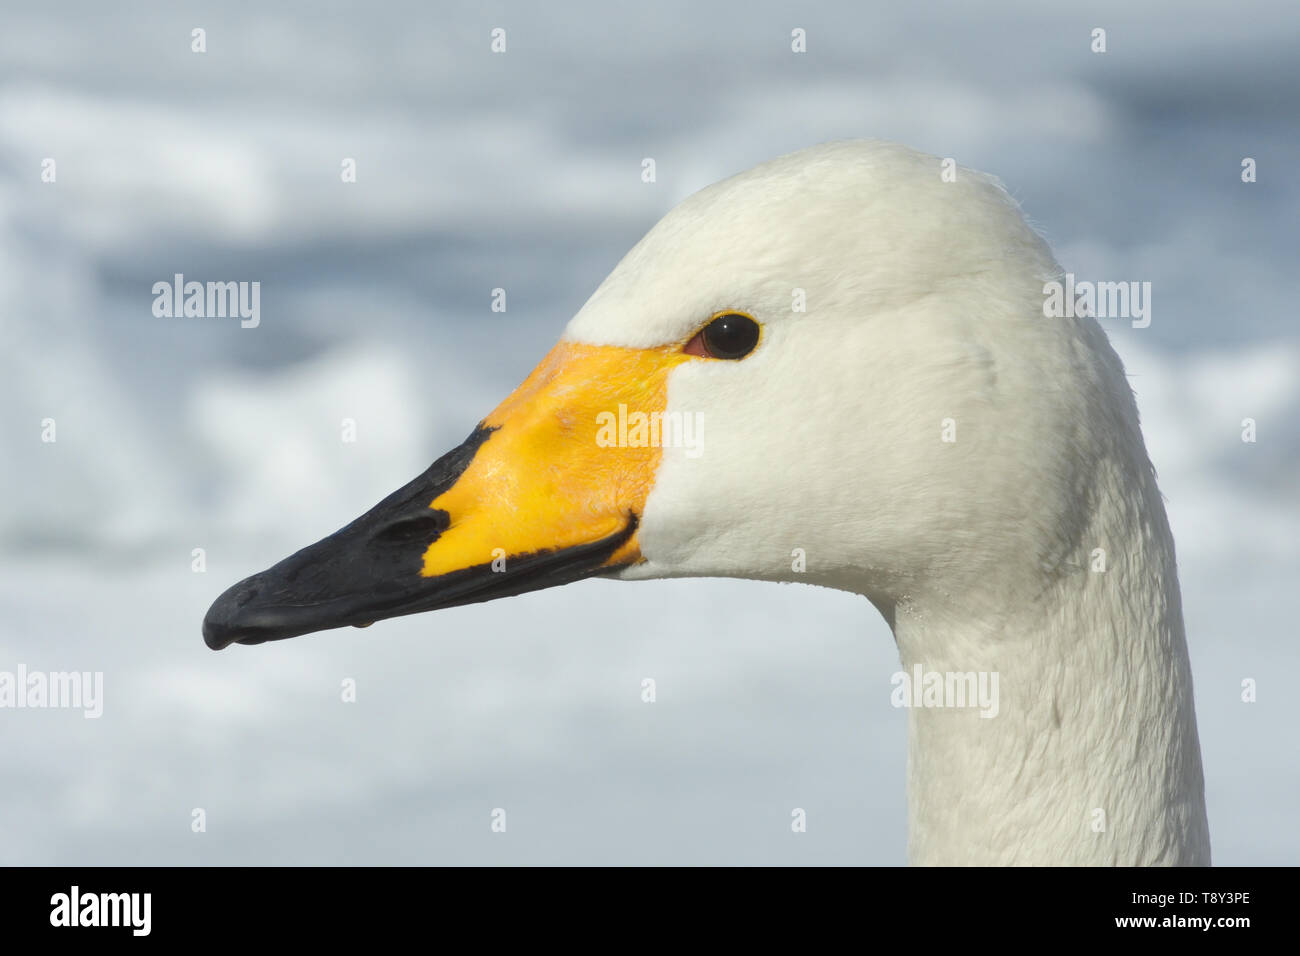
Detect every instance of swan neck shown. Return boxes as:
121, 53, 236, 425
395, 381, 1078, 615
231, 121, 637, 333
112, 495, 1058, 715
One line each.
893, 478, 1210, 865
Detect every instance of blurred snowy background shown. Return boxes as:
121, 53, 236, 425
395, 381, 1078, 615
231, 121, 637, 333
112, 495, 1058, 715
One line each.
1, 0, 1297, 864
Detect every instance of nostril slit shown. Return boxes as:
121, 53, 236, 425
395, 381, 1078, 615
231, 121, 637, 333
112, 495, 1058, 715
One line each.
375, 512, 447, 545
237, 587, 259, 608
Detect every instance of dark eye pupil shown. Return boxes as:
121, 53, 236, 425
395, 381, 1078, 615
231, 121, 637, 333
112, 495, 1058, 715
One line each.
702, 313, 760, 359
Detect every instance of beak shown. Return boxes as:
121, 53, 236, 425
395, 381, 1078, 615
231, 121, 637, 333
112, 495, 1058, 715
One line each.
202, 341, 689, 650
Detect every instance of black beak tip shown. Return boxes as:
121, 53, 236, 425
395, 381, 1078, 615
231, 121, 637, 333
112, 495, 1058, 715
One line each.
202, 567, 354, 649
202, 620, 231, 651
202, 577, 265, 651
202, 615, 250, 651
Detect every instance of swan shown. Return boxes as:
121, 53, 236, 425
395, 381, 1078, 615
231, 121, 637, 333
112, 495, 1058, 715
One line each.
202, 140, 1211, 866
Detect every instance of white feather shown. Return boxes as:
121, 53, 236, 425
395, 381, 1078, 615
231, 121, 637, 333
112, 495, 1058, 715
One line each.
569, 140, 1210, 865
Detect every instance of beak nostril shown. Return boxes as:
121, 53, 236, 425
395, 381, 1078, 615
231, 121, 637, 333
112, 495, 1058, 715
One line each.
374, 512, 448, 546
237, 587, 259, 608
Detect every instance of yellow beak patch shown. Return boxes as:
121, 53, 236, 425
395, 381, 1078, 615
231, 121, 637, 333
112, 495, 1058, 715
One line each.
420, 341, 692, 577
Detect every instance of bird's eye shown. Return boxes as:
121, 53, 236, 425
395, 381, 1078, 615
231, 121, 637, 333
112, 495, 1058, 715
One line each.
685, 311, 761, 360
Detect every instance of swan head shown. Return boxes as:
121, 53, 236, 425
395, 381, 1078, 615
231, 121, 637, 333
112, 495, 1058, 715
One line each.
204, 140, 1119, 649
